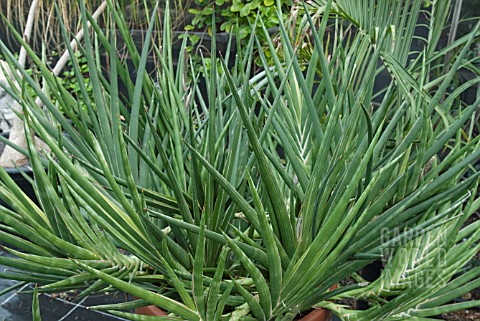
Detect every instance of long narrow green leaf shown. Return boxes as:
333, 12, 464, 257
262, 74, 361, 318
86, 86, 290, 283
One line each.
127, 2, 159, 179
220, 58, 296, 257
74, 260, 200, 320
32, 285, 42, 321
148, 211, 269, 268
193, 214, 206, 319
207, 247, 229, 320
232, 280, 265, 321
246, 172, 282, 307
225, 234, 272, 318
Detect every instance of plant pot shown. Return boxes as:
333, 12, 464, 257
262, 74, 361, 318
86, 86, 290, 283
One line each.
297, 308, 332, 321
135, 304, 168, 316
295, 283, 337, 321
135, 306, 332, 320
135, 284, 337, 319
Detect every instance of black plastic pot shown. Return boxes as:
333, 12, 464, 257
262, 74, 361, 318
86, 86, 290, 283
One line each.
99, 28, 240, 108
1, 167, 37, 206
356, 260, 384, 310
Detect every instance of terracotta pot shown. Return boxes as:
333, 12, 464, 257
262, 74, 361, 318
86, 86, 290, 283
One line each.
297, 308, 332, 321
296, 285, 337, 321
135, 284, 336, 320
135, 306, 331, 320
135, 304, 168, 316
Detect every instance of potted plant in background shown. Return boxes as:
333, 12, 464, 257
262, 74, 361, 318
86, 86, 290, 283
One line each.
180, 0, 291, 58
0, 0, 478, 320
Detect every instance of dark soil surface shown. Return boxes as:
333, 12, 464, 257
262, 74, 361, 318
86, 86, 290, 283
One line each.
441, 309, 480, 321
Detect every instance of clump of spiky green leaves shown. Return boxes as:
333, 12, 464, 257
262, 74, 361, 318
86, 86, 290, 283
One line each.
0, 0, 479, 320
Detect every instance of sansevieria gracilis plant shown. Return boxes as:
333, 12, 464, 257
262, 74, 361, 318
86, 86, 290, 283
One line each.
0, 0, 478, 320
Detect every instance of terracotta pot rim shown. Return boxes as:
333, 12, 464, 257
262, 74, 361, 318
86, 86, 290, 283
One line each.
296, 308, 332, 321
135, 305, 331, 321
135, 304, 168, 316
134, 284, 336, 320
